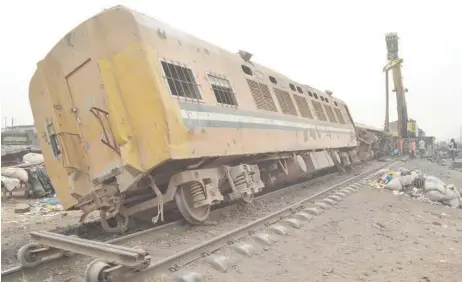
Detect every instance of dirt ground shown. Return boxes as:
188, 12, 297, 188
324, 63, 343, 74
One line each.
2, 158, 462, 282
1, 195, 99, 270
183, 158, 462, 282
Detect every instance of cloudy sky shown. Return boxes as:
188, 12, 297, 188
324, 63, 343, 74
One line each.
0, 0, 461, 140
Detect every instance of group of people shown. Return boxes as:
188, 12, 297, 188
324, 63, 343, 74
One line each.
394, 137, 458, 161
407, 138, 427, 158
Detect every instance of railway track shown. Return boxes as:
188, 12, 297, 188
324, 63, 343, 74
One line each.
2, 159, 401, 282
1, 168, 340, 275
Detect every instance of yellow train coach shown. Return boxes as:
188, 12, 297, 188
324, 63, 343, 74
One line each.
29, 5, 358, 233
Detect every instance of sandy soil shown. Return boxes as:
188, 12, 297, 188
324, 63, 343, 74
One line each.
3, 158, 462, 282
180, 158, 462, 282
1, 196, 100, 270
2, 161, 383, 281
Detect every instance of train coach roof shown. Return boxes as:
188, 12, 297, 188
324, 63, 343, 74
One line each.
356, 123, 388, 134
34, 5, 345, 104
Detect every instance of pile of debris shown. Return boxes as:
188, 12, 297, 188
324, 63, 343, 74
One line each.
1, 153, 54, 198
13, 196, 64, 215
369, 167, 462, 208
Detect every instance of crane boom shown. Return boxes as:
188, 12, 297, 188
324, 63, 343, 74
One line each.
384, 33, 409, 138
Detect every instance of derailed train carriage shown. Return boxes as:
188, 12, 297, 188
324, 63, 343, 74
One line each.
355, 123, 393, 160
29, 5, 360, 233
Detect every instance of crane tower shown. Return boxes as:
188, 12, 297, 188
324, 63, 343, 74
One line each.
383, 33, 410, 138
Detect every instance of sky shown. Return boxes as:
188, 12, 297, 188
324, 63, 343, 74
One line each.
0, 0, 461, 140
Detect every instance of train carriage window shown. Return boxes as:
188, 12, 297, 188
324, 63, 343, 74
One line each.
269, 76, 277, 84
289, 83, 296, 91
274, 88, 298, 116
161, 60, 202, 100
241, 65, 253, 76
296, 86, 303, 94
207, 74, 238, 106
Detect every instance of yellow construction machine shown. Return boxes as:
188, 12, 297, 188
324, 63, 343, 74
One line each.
383, 32, 417, 138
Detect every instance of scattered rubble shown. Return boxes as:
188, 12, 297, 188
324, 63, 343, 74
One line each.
25, 196, 64, 216
14, 204, 31, 214
368, 166, 462, 208
10, 196, 64, 215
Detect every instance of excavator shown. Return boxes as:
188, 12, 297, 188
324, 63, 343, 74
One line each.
383, 32, 417, 139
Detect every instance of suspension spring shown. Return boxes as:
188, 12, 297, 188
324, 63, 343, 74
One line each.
233, 174, 246, 190
190, 182, 206, 204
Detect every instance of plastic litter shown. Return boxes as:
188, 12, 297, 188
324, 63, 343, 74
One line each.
24, 196, 64, 216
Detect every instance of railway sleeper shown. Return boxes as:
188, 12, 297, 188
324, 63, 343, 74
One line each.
18, 230, 151, 282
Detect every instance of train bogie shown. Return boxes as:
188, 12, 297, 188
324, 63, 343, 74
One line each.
29, 5, 359, 232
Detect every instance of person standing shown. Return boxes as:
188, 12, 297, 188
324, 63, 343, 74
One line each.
396, 137, 404, 156
418, 139, 426, 158
449, 138, 457, 161
410, 140, 416, 158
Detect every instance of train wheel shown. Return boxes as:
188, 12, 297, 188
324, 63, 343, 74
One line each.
17, 243, 42, 268
175, 182, 210, 225
85, 259, 110, 282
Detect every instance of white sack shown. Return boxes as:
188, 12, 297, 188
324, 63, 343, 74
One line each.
425, 190, 445, 202
23, 153, 44, 164
1, 176, 21, 192
385, 177, 403, 191
398, 167, 410, 175
399, 174, 415, 187
1, 167, 29, 182
424, 176, 446, 194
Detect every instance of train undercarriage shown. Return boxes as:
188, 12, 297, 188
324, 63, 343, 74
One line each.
77, 148, 359, 234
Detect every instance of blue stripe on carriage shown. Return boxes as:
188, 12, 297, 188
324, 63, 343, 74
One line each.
182, 118, 352, 135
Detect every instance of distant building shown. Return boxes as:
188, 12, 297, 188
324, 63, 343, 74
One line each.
1, 124, 38, 146
1, 124, 37, 133
389, 120, 420, 138
1, 124, 41, 166
418, 128, 426, 137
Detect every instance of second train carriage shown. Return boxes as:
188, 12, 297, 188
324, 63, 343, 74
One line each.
29, 5, 358, 232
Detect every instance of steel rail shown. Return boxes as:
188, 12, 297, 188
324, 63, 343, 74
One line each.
1, 160, 397, 278
1, 169, 339, 277
129, 159, 400, 281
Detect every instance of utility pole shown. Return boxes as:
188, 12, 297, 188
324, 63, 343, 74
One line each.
384, 71, 390, 132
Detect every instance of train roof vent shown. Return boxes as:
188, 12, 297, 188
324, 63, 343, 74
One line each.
238, 50, 253, 62
325, 90, 333, 96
